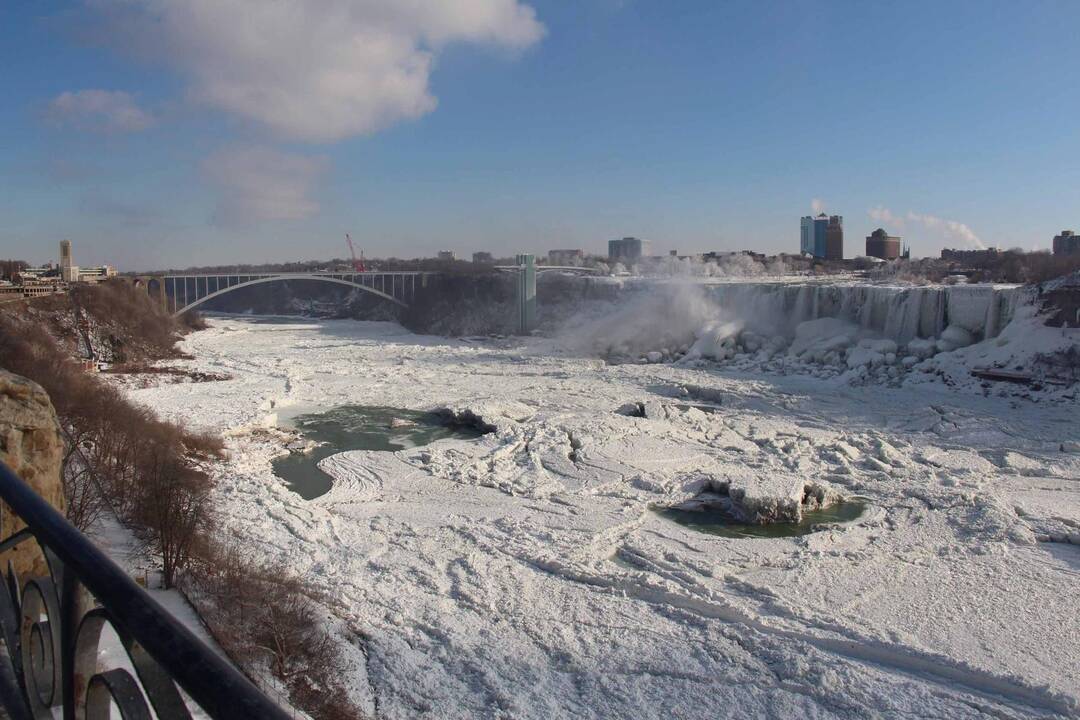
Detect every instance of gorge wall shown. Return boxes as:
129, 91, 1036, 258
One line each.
0, 369, 65, 576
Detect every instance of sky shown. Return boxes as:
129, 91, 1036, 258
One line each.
2, 0, 1080, 271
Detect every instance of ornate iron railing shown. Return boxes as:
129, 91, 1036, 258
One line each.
0, 460, 291, 719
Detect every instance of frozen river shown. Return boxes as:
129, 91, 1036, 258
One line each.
130, 315, 1080, 718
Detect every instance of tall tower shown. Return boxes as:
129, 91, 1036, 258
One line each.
59, 240, 79, 282
800, 216, 814, 255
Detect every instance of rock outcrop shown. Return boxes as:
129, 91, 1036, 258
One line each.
0, 369, 65, 577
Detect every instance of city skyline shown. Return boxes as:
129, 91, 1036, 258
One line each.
4, 1, 1080, 270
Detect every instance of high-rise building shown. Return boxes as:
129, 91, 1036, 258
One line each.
608, 237, 650, 263
825, 215, 844, 260
472, 252, 494, 264
800, 214, 843, 260
865, 228, 901, 260
800, 216, 816, 255
1053, 230, 1080, 256
437, 250, 456, 261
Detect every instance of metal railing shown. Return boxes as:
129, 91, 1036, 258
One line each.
0, 460, 290, 719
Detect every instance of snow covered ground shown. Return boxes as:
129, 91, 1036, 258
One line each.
126, 309, 1080, 719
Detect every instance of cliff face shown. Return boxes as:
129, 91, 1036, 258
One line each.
3, 281, 187, 366
0, 369, 65, 577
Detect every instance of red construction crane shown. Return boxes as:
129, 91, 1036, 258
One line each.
345, 233, 366, 272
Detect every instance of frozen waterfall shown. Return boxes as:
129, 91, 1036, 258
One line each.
701, 282, 1023, 344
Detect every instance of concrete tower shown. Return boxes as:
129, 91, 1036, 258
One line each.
59, 240, 79, 282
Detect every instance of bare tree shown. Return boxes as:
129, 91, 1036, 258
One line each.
134, 446, 213, 589
59, 437, 108, 532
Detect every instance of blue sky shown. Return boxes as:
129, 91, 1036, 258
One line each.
2, 0, 1080, 271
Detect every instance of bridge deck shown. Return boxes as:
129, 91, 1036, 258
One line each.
159, 271, 432, 316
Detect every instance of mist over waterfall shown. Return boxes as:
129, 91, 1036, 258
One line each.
555, 279, 1029, 378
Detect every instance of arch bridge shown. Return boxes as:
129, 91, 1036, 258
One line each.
138, 271, 432, 316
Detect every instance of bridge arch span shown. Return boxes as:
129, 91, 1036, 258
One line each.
171, 274, 409, 317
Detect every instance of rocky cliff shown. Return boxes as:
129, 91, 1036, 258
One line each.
0, 369, 65, 576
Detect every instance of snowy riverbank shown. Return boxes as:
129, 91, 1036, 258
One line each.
127, 314, 1080, 718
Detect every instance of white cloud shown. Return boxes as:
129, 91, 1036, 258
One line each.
45, 89, 155, 132
810, 198, 825, 214
202, 146, 329, 224
868, 205, 903, 228
90, 0, 545, 143
867, 206, 986, 250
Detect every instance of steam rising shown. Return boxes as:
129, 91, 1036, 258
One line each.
554, 255, 793, 360
556, 282, 731, 360
869, 206, 986, 250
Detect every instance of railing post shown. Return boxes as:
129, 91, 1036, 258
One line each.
60, 564, 77, 720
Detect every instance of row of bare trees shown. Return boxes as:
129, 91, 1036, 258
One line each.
0, 291, 367, 718
0, 309, 219, 587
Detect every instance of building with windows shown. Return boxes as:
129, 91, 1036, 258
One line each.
826, 216, 844, 260
800, 214, 843, 260
1053, 230, 1080, 256
437, 250, 456, 261
608, 237, 650, 263
865, 228, 901, 260
20, 263, 58, 279
17, 243, 113, 284
77, 266, 118, 282
941, 247, 1002, 263
800, 216, 814, 255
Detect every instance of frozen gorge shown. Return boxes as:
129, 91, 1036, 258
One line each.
126, 278, 1080, 719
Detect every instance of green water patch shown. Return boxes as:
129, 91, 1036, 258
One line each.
273, 405, 489, 500
654, 500, 867, 539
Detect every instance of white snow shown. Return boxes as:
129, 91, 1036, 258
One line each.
125, 306, 1080, 719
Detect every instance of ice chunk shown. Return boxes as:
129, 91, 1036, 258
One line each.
846, 339, 897, 369
686, 320, 743, 360
937, 324, 975, 352
906, 337, 938, 359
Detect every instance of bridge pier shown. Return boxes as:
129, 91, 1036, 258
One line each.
516, 254, 537, 335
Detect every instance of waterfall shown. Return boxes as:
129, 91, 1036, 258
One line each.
703, 282, 1021, 345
